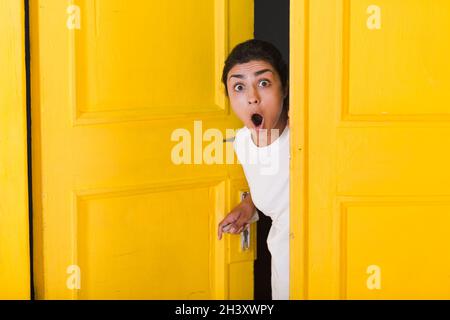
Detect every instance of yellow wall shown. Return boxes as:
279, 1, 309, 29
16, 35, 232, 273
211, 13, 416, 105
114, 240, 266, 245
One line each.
0, 0, 31, 299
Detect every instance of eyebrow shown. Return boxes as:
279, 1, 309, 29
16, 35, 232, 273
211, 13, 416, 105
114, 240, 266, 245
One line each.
228, 69, 273, 81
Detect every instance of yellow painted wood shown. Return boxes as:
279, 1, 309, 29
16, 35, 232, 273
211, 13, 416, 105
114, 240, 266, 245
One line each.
290, 0, 309, 300
30, 0, 254, 299
291, 0, 450, 299
228, 179, 257, 299
0, 0, 31, 299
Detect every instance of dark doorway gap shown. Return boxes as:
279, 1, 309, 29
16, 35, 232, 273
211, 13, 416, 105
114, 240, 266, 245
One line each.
254, 0, 290, 300
24, 0, 35, 300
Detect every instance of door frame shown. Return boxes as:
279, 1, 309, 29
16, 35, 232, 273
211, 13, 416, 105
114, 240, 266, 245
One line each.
290, 0, 308, 300
0, 0, 32, 299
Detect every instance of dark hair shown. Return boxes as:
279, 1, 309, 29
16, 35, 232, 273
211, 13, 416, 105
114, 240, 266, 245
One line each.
221, 39, 289, 114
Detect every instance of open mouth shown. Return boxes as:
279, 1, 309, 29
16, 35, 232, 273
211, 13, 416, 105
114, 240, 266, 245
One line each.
251, 113, 264, 129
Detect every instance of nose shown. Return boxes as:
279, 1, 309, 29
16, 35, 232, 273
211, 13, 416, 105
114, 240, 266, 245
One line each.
247, 86, 260, 105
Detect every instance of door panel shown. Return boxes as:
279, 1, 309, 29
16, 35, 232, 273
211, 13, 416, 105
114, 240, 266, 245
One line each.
0, 0, 31, 299
291, 0, 450, 299
30, 0, 254, 299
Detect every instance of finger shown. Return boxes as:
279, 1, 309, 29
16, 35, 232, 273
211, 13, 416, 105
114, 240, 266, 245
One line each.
231, 221, 244, 233
218, 223, 223, 240
231, 223, 245, 234
218, 217, 236, 239
222, 223, 232, 233
219, 211, 239, 228
218, 218, 231, 229
219, 221, 234, 239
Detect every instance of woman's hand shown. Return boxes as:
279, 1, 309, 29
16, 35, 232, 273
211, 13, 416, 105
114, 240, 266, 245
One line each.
217, 194, 256, 240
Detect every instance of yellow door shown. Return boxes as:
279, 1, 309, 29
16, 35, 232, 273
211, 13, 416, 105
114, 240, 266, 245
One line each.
0, 0, 31, 299
291, 0, 450, 299
30, 0, 255, 299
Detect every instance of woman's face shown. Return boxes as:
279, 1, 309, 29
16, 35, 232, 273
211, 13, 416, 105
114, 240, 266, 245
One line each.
226, 60, 287, 138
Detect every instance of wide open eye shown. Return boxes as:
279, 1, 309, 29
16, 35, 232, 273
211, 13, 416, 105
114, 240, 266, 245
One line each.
234, 83, 244, 92
259, 79, 270, 87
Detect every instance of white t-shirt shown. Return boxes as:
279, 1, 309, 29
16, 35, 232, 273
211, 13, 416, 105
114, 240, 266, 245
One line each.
233, 125, 290, 300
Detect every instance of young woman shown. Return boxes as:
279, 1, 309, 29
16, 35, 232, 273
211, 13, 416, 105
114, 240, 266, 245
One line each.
217, 39, 290, 300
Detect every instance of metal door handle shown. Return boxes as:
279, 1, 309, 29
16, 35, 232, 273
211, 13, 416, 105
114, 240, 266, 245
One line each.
241, 227, 250, 251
